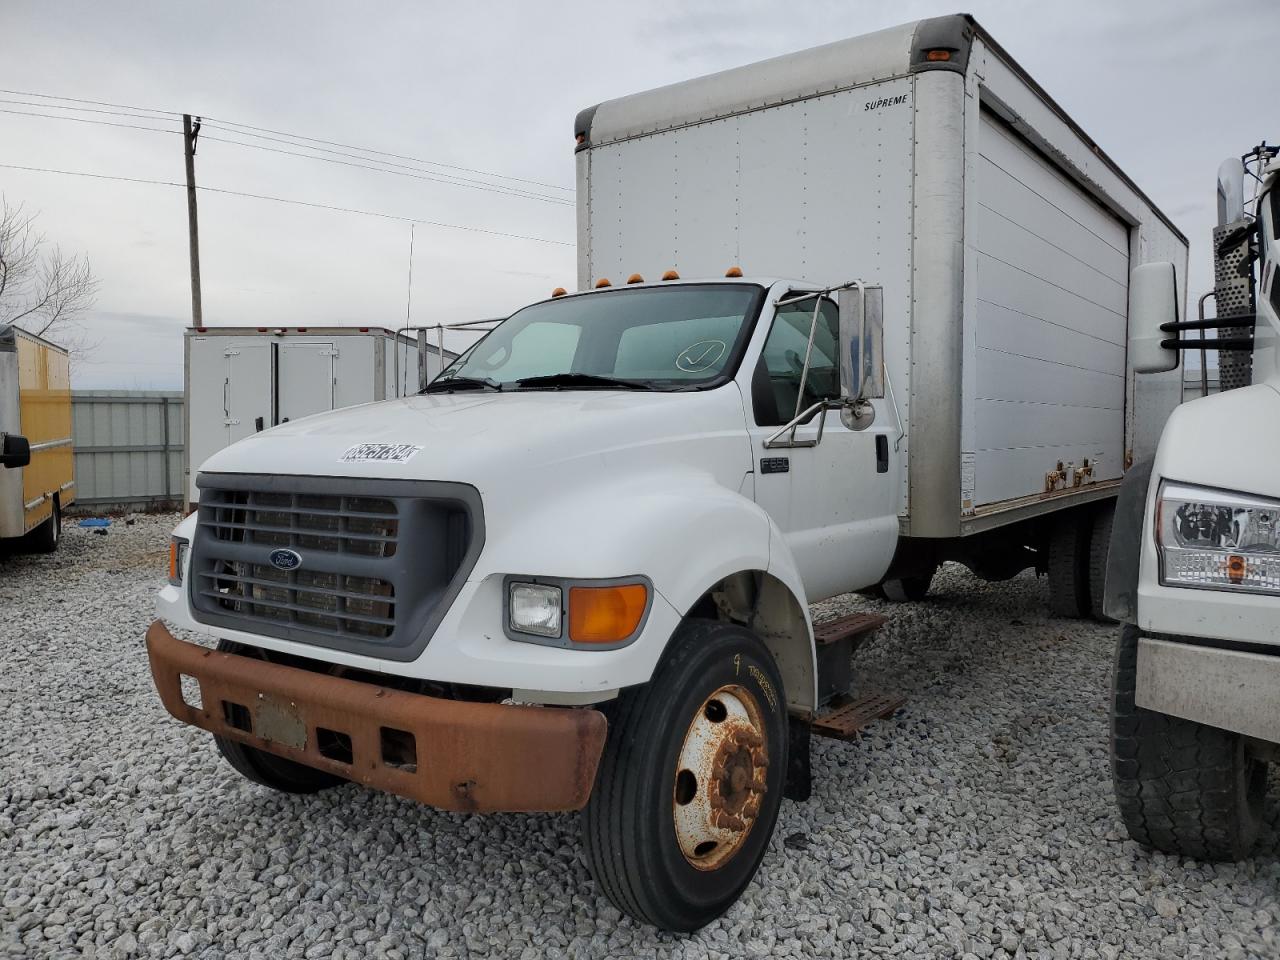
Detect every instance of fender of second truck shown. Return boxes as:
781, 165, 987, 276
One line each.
1133, 378, 1280, 645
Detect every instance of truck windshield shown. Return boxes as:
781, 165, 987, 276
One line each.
431, 284, 764, 391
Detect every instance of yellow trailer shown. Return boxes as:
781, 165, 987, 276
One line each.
0, 323, 75, 551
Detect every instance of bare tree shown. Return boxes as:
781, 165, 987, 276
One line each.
0, 196, 99, 344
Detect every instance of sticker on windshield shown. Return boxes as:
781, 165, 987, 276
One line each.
675, 339, 727, 373
339, 442, 422, 464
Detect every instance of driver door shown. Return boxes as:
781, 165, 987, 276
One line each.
745, 295, 898, 601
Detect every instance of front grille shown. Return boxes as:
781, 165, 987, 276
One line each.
197, 489, 400, 639
190, 475, 483, 660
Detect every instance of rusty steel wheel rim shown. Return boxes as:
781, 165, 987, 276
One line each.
671, 683, 770, 871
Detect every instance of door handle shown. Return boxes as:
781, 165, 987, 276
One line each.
875, 434, 889, 474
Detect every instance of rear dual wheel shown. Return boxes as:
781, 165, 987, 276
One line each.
1048, 502, 1116, 621
581, 620, 787, 932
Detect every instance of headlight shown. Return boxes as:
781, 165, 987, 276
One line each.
508, 582, 563, 637
505, 577, 651, 647
1158, 482, 1280, 595
168, 537, 189, 586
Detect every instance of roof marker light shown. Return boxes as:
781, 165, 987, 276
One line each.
724, 266, 743, 278
661, 270, 680, 281
626, 273, 644, 284
595, 278, 612, 288
551, 287, 568, 298
926, 49, 951, 61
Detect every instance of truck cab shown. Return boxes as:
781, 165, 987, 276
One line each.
1106, 147, 1280, 862
150, 273, 897, 931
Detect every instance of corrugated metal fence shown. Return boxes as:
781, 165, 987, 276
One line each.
70, 391, 184, 512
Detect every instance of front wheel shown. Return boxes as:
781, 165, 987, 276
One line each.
1111, 624, 1267, 860
581, 619, 788, 932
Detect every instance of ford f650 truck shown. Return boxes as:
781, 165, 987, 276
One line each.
1106, 144, 1280, 863
147, 15, 1188, 930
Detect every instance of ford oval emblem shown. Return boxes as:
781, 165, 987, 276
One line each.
268, 548, 303, 571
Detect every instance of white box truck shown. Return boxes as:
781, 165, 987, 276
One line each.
184, 326, 452, 506
147, 15, 1187, 931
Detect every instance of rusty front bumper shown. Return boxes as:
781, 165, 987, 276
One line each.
145, 621, 608, 813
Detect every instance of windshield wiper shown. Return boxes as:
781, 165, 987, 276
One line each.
419, 376, 502, 394
512, 372, 656, 391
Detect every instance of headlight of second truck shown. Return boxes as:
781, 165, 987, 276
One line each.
1158, 482, 1280, 595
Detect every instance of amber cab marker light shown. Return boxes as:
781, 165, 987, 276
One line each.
551, 287, 567, 298
627, 273, 644, 284
569, 583, 648, 644
661, 270, 680, 281
926, 49, 951, 61
725, 266, 743, 278
595, 278, 612, 288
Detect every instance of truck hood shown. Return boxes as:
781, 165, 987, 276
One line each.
1154, 378, 1280, 500
198, 387, 755, 490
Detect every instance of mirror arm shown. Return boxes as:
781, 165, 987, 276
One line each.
792, 298, 825, 423
763, 399, 852, 449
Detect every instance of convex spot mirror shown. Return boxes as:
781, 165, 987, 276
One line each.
0, 433, 30, 469
1129, 261, 1180, 374
837, 284, 884, 401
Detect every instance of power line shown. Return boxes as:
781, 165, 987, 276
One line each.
0, 107, 179, 135
0, 86, 574, 194
0, 97, 179, 124
0, 161, 574, 246
0, 88, 177, 118
204, 115, 575, 193
198, 131, 572, 206
199, 120, 570, 201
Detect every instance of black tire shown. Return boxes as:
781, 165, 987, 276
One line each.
1088, 503, 1116, 622
882, 567, 935, 603
1047, 512, 1090, 618
1111, 624, 1266, 861
212, 640, 344, 794
581, 619, 788, 932
25, 498, 61, 554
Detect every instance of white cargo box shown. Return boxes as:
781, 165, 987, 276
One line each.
574, 14, 1189, 538
184, 326, 452, 506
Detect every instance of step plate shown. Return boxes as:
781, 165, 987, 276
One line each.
812, 612, 888, 647
811, 693, 906, 742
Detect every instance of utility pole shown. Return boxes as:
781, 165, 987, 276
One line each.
183, 114, 203, 327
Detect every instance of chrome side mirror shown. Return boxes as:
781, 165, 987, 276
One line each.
837, 284, 883, 429
837, 284, 884, 401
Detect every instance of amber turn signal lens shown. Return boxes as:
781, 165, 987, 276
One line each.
926, 49, 951, 61
168, 540, 179, 581
1225, 554, 1247, 584
568, 583, 648, 644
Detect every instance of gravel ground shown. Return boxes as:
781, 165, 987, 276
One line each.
2, 513, 1278, 960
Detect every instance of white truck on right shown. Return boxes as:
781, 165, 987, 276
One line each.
1107, 143, 1280, 861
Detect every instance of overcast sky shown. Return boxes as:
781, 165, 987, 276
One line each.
3, 0, 1275, 388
